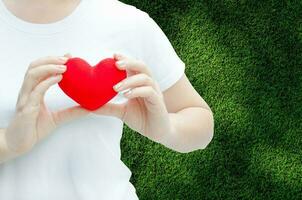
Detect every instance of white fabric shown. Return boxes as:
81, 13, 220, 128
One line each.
0, 0, 185, 199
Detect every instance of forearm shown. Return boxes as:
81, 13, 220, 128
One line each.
0, 129, 19, 164
160, 107, 214, 153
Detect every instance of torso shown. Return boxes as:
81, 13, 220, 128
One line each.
0, 0, 142, 199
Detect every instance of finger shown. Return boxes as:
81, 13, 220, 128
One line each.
28, 56, 68, 69
93, 102, 126, 121
26, 75, 63, 109
64, 53, 72, 58
113, 53, 128, 61
113, 73, 156, 92
115, 58, 153, 77
123, 86, 161, 105
52, 105, 90, 126
26, 64, 66, 83
113, 54, 136, 77
113, 53, 139, 61
18, 65, 66, 108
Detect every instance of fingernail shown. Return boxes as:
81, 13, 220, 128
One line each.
123, 89, 132, 96
59, 57, 68, 63
113, 82, 123, 91
54, 74, 63, 80
59, 65, 66, 70
114, 53, 122, 59
64, 53, 72, 58
116, 61, 126, 69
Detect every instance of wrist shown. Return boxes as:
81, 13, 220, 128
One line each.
157, 113, 178, 148
3, 128, 28, 156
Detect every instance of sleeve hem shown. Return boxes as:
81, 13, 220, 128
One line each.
157, 61, 186, 92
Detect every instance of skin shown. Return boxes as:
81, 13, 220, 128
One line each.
0, 55, 90, 164
0, 0, 214, 164
95, 54, 214, 153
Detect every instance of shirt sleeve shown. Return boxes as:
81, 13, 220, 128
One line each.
134, 11, 186, 92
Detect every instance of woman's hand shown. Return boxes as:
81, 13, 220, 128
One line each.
93, 54, 173, 143
5, 55, 89, 155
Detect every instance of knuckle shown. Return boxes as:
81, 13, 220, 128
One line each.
141, 74, 153, 84
47, 64, 56, 68
18, 107, 30, 116
52, 112, 61, 127
140, 73, 147, 78
19, 108, 32, 117
24, 69, 30, 78
29, 61, 36, 68
15, 103, 24, 113
57, 74, 63, 80
147, 69, 153, 77
27, 104, 40, 113
31, 90, 41, 98
137, 60, 152, 75
15, 97, 25, 109
146, 86, 154, 93
45, 56, 56, 61
48, 64, 59, 72
141, 73, 149, 81
26, 69, 37, 80
154, 81, 162, 91
45, 56, 53, 60
120, 103, 127, 122
136, 59, 145, 66
158, 93, 164, 100
152, 88, 159, 96
56, 64, 63, 69
146, 75, 153, 83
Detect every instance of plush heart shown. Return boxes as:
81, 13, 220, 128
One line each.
58, 57, 127, 111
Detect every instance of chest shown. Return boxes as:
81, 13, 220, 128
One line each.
0, 28, 136, 127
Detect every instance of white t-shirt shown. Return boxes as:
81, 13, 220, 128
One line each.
0, 0, 185, 199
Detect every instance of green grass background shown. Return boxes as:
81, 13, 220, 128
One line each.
119, 1, 302, 199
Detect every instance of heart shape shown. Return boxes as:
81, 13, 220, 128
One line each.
58, 57, 127, 111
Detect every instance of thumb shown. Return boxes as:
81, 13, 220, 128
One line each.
52, 105, 90, 126
63, 53, 72, 58
93, 102, 126, 121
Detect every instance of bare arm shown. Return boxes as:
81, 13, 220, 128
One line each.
0, 128, 18, 164
0, 56, 89, 165
159, 74, 214, 153
94, 55, 214, 154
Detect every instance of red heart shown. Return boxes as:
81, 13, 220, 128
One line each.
58, 57, 127, 111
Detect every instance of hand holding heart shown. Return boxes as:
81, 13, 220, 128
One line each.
93, 54, 173, 142
5, 55, 89, 155
5, 53, 172, 156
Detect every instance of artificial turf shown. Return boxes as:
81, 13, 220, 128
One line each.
119, 1, 302, 199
